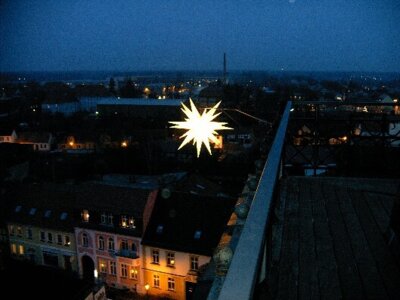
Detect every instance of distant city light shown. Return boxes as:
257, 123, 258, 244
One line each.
169, 98, 232, 157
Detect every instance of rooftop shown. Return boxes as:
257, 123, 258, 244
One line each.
265, 176, 400, 299
96, 97, 185, 106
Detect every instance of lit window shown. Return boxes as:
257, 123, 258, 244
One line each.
121, 215, 127, 228
11, 243, 17, 254
167, 252, 175, 267
18, 245, 24, 255
82, 233, 88, 247
29, 208, 37, 215
153, 274, 160, 288
130, 267, 138, 280
152, 249, 159, 264
82, 210, 89, 222
48, 232, 53, 243
108, 238, 114, 251
156, 225, 164, 234
60, 212, 68, 220
15, 205, 22, 213
121, 264, 128, 278
128, 217, 135, 228
99, 260, 107, 273
44, 210, 51, 218
98, 236, 104, 250
194, 230, 202, 239
168, 277, 175, 291
40, 231, 45, 241
110, 261, 116, 275
190, 256, 199, 271
64, 235, 71, 246
57, 234, 62, 245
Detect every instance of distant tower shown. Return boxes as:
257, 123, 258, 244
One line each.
223, 53, 227, 85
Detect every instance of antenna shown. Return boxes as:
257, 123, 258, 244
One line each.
223, 53, 227, 84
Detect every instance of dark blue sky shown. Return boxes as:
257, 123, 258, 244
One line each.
1, 0, 399, 72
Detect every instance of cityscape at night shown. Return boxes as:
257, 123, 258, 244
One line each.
1, 1, 400, 299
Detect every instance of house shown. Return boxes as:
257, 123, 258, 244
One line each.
73, 183, 158, 294
141, 174, 236, 299
58, 135, 96, 153
16, 132, 54, 151
5, 183, 78, 273
0, 129, 17, 143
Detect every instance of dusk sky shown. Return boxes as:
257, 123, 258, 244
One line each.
1, 0, 399, 72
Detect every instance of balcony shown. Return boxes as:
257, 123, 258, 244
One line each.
204, 101, 400, 299
115, 249, 139, 259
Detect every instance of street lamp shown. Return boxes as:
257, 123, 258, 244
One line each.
144, 283, 150, 299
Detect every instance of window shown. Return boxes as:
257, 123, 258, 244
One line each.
27, 228, 32, 239
17, 226, 22, 237
120, 239, 128, 250
9, 225, 15, 236
44, 210, 51, 218
40, 231, 45, 242
121, 264, 128, 278
121, 215, 127, 228
190, 256, 199, 271
99, 260, 107, 273
109, 261, 116, 275
98, 236, 104, 250
130, 267, 138, 280
64, 235, 71, 246
156, 225, 164, 234
152, 249, 159, 264
82, 209, 89, 222
168, 277, 175, 291
128, 217, 135, 228
18, 245, 24, 255
108, 238, 114, 251
60, 212, 68, 220
82, 233, 88, 247
48, 232, 53, 243
153, 274, 160, 288
107, 214, 113, 225
194, 230, 202, 239
11, 243, 17, 254
57, 234, 62, 245
15, 205, 22, 213
29, 208, 37, 215
131, 243, 137, 255
101, 213, 107, 224
167, 252, 175, 267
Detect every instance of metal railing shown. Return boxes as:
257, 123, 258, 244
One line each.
218, 101, 292, 300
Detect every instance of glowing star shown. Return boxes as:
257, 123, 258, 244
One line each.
170, 98, 232, 157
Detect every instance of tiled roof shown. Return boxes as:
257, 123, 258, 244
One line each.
142, 191, 236, 256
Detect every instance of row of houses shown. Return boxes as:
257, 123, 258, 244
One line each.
2, 173, 236, 299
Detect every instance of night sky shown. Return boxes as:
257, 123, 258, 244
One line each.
1, 0, 399, 72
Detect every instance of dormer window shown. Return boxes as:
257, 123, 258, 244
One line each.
44, 210, 51, 218
101, 213, 107, 224
194, 230, 202, 239
128, 217, 135, 229
82, 210, 89, 222
107, 214, 113, 225
156, 225, 164, 234
15, 205, 22, 213
60, 212, 68, 220
29, 208, 37, 215
121, 215, 127, 228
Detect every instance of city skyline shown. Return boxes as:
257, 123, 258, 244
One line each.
1, 0, 400, 73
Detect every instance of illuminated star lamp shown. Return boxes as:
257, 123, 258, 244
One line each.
169, 98, 232, 157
